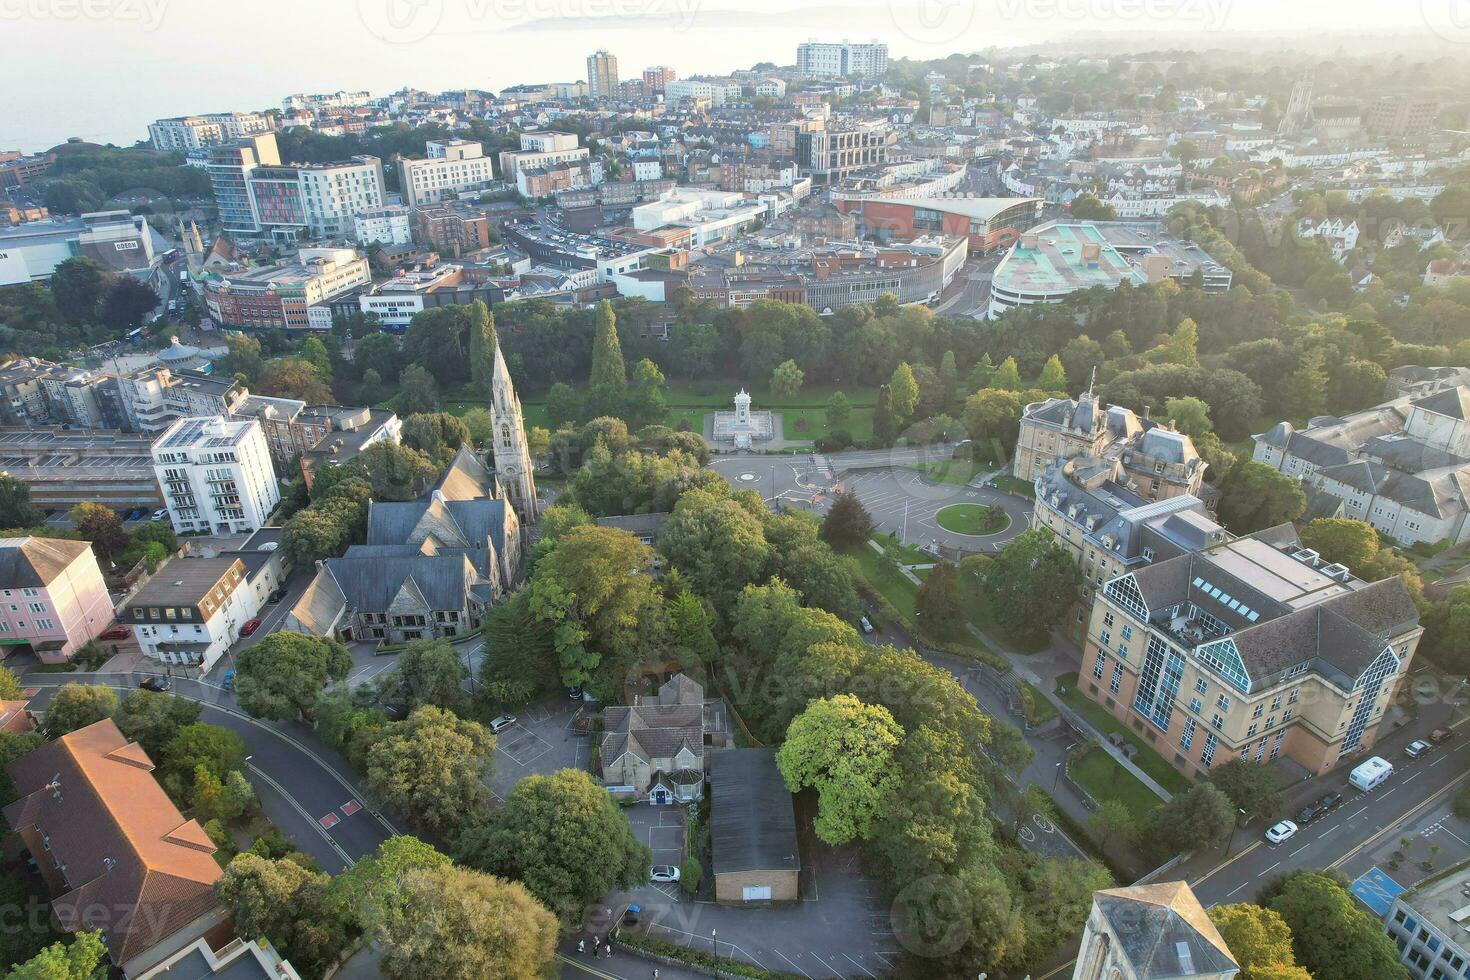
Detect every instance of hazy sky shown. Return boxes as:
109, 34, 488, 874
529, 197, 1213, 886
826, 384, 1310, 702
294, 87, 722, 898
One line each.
1, 0, 1458, 152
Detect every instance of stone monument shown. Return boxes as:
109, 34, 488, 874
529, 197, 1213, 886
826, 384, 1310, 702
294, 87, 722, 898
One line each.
711, 388, 774, 450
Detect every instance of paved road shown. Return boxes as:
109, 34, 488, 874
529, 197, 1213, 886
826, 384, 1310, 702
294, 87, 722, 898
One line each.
20, 672, 396, 873
708, 448, 1030, 554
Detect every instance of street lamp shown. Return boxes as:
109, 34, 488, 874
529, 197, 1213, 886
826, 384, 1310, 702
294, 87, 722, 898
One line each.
1052, 761, 1063, 792
711, 928, 718, 958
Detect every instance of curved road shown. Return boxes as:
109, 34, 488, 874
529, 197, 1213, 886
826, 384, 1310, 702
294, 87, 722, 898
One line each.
20, 671, 395, 873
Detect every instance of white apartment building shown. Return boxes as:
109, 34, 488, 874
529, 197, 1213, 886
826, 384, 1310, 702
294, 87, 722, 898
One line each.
357, 266, 463, 328
796, 40, 888, 77
663, 79, 743, 107
123, 556, 264, 671
398, 140, 498, 208
149, 112, 273, 152
152, 417, 280, 536
631, 188, 765, 247
755, 78, 788, 99
352, 205, 414, 245
496, 131, 590, 184
631, 159, 663, 181
298, 157, 387, 238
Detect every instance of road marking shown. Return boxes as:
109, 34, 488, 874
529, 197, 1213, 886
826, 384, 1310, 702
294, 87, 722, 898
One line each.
1317, 826, 1338, 840
773, 949, 812, 978
340, 800, 361, 816
1191, 840, 1261, 888
1431, 755, 1448, 767
247, 763, 353, 868
1258, 861, 1280, 877
553, 953, 619, 980
1405, 772, 1423, 783
1226, 881, 1249, 897
1329, 769, 1470, 872
1289, 843, 1310, 857
318, 811, 340, 829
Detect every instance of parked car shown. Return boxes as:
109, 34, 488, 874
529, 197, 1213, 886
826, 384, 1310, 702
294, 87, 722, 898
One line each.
621, 905, 641, 927
99, 624, 130, 640
489, 714, 517, 733
1431, 728, 1455, 744
266, 587, 287, 604
649, 865, 680, 883
138, 676, 171, 693
239, 618, 262, 637
150, 509, 169, 522
567, 686, 584, 701
1405, 739, 1432, 759
1264, 820, 1298, 845
859, 616, 874, 634
1295, 792, 1342, 826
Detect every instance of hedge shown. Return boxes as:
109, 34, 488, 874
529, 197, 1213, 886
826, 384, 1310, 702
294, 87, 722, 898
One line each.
615, 934, 806, 979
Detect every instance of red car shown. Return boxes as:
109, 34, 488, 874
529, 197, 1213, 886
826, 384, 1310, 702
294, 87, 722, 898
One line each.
240, 618, 263, 637
1431, 727, 1456, 744
99, 624, 130, 640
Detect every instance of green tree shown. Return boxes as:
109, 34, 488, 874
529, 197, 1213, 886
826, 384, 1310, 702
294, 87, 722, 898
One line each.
256, 359, 333, 403
0, 731, 42, 806
1282, 348, 1328, 422
460, 405, 493, 447
300, 335, 331, 378
112, 690, 201, 755
455, 768, 651, 921
466, 299, 497, 392
546, 382, 583, 429
962, 388, 1027, 446
4, 931, 106, 980
397, 363, 440, 415
819, 491, 874, 550
1300, 518, 1380, 573
771, 359, 805, 399
825, 390, 852, 430
1036, 355, 1067, 392
1160, 318, 1200, 367
69, 502, 128, 563
214, 854, 346, 978
1209, 904, 1312, 980
357, 441, 439, 501
49, 257, 111, 324
1086, 798, 1135, 849
0, 475, 41, 529
190, 766, 255, 823
0, 664, 19, 702
1270, 871, 1408, 980
658, 490, 770, 615
777, 694, 902, 845
364, 706, 495, 839
938, 350, 959, 402
1216, 460, 1307, 534
1142, 783, 1235, 858
379, 638, 467, 715
1162, 396, 1213, 440
669, 588, 718, 663
679, 855, 701, 896
158, 723, 247, 801
991, 356, 1023, 391
234, 632, 352, 722
625, 357, 667, 428
589, 299, 626, 389
400, 413, 470, 463
981, 530, 1081, 646
1422, 584, 1470, 674
377, 865, 559, 980
915, 560, 964, 633
43, 684, 118, 736
1069, 192, 1117, 220
874, 384, 897, 444
330, 835, 450, 932
889, 362, 919, 421
1207, 759, 1283, 824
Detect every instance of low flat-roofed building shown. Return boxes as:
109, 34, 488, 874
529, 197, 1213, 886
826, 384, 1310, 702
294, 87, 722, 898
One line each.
0, 426, 163, 512
1384, 862, 1470, 979
989, 221, 1148, 319
709, 748, 800, 904
839, 195, 1042, 253
298, 407, 401, 487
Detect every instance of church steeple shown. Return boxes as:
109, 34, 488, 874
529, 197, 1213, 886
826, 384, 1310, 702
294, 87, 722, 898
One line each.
489, 340, 538, 524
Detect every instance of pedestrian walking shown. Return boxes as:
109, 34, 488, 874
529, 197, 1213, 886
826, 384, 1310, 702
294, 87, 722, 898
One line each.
577, 939, 585, 954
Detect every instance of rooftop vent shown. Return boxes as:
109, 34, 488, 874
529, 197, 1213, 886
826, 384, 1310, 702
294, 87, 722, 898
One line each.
1292, 548, 1320, 567
1321, 562, 1351, 582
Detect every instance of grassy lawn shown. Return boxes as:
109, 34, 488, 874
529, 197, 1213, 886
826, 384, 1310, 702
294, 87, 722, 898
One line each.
1070, 746, 1163, 822
1017, 680, 1059, 728
936, 503, 1009, 536
913, 458, 985, 486
875, 534, 930, 564
990, 474, 1036, 499
847, 543, 917, 619
1054, 673, 1194, 797
781, 406, 875, 442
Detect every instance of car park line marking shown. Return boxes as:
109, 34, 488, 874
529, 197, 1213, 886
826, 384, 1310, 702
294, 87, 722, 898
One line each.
842, 952, 878, 978
1330, 770, 1470, 871
809, 951, 843, 976
773, 950, 812, 978
1258, 861, 1280, 877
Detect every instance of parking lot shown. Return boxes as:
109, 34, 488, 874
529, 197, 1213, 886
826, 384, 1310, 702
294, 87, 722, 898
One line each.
485, 696, 592, 802
604, 795, 900, 978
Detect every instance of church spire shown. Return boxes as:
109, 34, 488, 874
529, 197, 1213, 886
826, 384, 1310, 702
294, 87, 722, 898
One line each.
489, 339, 538, 525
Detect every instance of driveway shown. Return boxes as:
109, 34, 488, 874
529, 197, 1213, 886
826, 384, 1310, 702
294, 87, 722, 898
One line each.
600, 797, 897, 979
485, 696, 592, 802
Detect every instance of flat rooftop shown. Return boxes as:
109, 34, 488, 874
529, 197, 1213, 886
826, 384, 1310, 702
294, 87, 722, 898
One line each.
1203, 536, 1351, 609
1397, 861, 1470, 950
992, 221, 1147, 296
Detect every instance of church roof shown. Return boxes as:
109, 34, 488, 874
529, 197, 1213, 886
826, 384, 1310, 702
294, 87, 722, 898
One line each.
1093, 882, 1237, 978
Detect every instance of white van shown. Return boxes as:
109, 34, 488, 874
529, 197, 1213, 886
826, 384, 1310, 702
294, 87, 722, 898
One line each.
1350, 756, 1394, 792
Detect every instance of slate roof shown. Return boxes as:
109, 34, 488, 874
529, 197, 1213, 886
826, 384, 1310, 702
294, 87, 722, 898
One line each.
0, 537, 93, 588
323, 553, 483, 612
708, 749, 800, 876
286, 571, 347, 636
1415, 387, 1470, 421
601, 673, 705, 778
1093, 882, 1237, 978
2, 720, 221, 966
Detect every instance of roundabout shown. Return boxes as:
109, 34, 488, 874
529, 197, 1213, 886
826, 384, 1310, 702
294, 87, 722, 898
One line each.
935, 503, 1010, 536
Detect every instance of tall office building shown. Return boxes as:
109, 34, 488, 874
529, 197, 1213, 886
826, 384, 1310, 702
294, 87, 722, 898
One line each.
207, 136, 387, 241
796, 40, 888, 78
587, 50, 619, 99
206, 133, 281, 235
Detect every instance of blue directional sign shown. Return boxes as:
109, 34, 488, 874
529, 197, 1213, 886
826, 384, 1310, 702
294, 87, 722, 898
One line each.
1351, 866, 1407, 919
